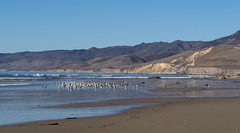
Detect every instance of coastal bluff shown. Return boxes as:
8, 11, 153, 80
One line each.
1, 30, 240, 75
27, 45, 240, 75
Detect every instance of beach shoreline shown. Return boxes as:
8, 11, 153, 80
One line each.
1, 71, 240, 133
1, 91, 240, 133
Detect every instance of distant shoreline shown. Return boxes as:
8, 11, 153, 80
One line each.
2, 68, 240, 80
0, 67, 240, 76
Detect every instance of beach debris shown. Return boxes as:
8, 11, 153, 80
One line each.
205, 84, 210, 88
191, 76, 197, 79
218, 76, 226, 80
148, 76, 161, 79
66, 117, 77, 119
48, 123, 59, 125
139, 82, 145, 87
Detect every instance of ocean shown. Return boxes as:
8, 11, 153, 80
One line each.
0, 71, 240, 126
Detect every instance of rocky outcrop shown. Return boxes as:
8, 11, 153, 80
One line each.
186, 67, 240, 75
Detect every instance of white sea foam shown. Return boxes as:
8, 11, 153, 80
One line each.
160, 77, 191, 79
0, 71, 210, 80
0, 83, 32, 87
0, 77, 41, 80
98, 76, 149, 79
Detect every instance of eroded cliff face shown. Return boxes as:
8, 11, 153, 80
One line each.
119, 47, 214, 74
95, 46, 240, 75
186, 67, 240, 75
123, 63, 177, 74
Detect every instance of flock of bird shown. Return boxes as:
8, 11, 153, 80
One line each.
55, 81, 140, 91
44, 80, 211, 92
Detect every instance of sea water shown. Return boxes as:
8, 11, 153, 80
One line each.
0, 71, 240, 126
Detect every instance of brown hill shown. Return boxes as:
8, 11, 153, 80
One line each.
50, 57, 110, 70
142, 51, 180, 62
51, 51, 181, 70
51, 55, 147, 71
1, 30, 240, 71
1, 41, 203, 70
44, 45, 240, 75
128, 45, 240, 75
195, 45, 240, 68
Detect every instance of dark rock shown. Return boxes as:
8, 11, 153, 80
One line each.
148, 76, 161, 79
218, 76, 226, 80
66, 117, 77, 119
48, 123, 59, 125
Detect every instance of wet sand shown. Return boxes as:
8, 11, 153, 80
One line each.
1, 87, 240, 133
151, 87, 240, 92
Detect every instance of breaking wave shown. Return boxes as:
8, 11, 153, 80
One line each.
0, 83, 32, 87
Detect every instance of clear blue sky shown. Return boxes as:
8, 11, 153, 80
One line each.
0, 0, 240, 53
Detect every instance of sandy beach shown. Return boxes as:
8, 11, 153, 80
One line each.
1, 0, 240, 132
1, 86, 240, 133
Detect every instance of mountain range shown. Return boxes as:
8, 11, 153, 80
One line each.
1, 30, 240, 75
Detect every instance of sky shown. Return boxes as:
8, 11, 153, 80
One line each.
0, 0, 240, 53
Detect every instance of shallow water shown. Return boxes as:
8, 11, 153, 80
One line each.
0, 71, 240, 126
0, 103, 149, 126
